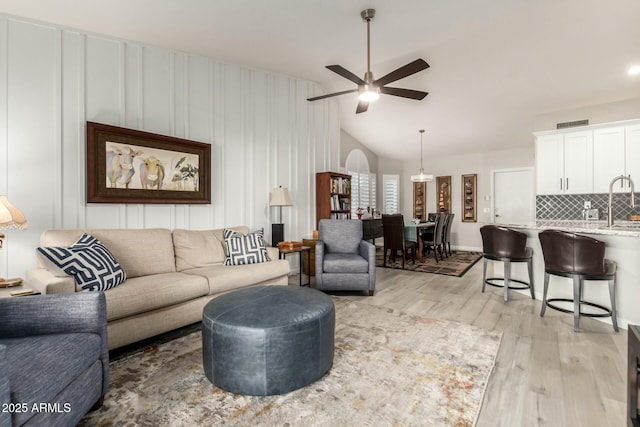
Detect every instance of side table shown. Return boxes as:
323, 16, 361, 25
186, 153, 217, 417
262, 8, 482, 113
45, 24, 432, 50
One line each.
302, 238, 318, 276
0, 283, 40, 298
278, 246, 312, 287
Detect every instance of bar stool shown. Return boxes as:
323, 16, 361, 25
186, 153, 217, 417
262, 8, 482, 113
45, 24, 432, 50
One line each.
480, 225, 534, 302
538, 229, 618, 332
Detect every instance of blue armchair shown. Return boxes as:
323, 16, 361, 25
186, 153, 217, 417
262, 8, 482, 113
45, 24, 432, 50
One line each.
0, 292, 108, 426
315, 219, 376, 296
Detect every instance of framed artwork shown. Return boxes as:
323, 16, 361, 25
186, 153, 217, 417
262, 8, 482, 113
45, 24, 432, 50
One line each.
462, 174, 477, 222
86, 122, 211, 204
412, 181, 426, 221
436, 176, 451, 214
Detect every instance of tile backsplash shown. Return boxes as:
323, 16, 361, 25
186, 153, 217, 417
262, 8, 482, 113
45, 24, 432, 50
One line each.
536, 193, 640, 220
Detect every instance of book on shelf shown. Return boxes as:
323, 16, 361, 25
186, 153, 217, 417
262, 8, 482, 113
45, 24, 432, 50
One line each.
330, 177, 350, 195
330, 213, 350, 220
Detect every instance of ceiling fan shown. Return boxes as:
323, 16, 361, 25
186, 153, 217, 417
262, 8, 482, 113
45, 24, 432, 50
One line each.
307, 9, 430, 114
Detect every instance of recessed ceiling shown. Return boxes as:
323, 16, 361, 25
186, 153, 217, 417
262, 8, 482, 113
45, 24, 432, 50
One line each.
2, 0, 640, 160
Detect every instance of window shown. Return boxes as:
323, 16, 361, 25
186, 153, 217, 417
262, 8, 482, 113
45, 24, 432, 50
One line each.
348, 172, 377, 217
345, 149, 377, 217
382, 174, 399, 214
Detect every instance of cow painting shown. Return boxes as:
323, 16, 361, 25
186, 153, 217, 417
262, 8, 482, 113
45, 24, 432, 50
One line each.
140, 156, 165, 190
106, 146, 143, 188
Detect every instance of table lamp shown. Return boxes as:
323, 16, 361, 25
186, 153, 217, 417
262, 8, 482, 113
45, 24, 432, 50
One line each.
0, 196, 28, 287
269, 186, 292, 247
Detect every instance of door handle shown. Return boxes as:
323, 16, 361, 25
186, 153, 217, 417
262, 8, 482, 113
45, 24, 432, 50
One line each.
560, 178, 563, 190
566, 178, 569, 190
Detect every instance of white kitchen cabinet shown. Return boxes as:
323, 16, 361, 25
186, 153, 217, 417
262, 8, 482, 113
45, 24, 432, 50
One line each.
593, 126, 625, 193
535, 131, 592, 194
626, 124, 640, 191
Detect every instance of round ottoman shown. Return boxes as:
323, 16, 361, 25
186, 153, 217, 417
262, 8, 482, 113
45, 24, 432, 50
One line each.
202, 285, 335, 396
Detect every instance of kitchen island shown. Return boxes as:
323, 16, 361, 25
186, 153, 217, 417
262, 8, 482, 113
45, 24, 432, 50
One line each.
485, 220, 640, 329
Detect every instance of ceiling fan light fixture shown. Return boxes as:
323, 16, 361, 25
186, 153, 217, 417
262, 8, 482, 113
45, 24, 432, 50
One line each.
411, 129, 433, 182
358, 84, 380, 102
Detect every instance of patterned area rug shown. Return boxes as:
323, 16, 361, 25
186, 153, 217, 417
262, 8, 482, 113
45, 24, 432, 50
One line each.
376, 249, 483, 277
80, 298, 501, 426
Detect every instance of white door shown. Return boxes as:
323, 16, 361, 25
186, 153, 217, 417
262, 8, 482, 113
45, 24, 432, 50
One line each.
492, 168, 535, 224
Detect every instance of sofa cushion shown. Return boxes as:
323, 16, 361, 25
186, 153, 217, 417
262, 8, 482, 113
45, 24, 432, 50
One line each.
323, 253, 370, 273
223, 228, 270, 266
182, 259, 290, 295
0, 333, 101, 426
173, 226, 248, 271
37, 233, 127, 292
103, 272, 209, 321
39, 228, 176, 278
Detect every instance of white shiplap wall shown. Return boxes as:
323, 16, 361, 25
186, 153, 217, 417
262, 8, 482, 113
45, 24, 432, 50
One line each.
0, 15, 340, 278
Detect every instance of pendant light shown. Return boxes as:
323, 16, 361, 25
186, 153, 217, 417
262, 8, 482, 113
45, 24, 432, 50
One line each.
410, 129, 434, 182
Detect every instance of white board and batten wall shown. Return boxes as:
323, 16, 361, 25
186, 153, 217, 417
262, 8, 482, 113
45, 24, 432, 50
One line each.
0, 14, 341, 278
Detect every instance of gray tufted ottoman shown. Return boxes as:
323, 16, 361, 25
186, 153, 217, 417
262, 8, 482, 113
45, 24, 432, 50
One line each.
202, 285, 335, 396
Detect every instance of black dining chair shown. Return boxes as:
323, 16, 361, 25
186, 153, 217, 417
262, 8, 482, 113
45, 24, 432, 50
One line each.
422, 214, 445, 263
442, 213, 455, 257
382, 214, 417, 269
420, 212, 438, 256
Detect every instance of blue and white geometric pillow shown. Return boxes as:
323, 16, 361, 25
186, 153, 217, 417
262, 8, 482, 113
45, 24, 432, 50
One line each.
223, 228, 270, 265
36, 233, 127, 291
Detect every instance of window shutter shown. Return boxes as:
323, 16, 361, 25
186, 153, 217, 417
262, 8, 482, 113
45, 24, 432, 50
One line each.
382, 174, 399, 214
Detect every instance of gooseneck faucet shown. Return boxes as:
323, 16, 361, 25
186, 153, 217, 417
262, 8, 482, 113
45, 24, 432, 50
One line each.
608, 175, 635, 227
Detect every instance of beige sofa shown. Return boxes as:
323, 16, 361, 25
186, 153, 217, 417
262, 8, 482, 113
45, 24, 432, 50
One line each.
26, 227, 290, 349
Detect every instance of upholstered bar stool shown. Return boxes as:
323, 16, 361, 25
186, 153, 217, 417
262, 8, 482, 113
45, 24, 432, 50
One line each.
480, 225, 534, 302
538, 230, 618, 332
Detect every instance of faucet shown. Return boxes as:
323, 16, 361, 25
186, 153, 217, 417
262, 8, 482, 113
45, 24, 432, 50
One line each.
608, 175, 636, 227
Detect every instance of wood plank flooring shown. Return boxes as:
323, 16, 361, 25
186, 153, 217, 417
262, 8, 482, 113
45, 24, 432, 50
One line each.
303, 262, 627, 426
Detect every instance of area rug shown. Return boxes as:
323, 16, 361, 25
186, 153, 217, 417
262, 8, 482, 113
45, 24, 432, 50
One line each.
80, 298, 501, 427
376, 249, 483, 277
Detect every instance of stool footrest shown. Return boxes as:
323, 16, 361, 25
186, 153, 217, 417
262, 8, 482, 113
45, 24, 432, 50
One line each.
545, 298, 613, 318
484, 277, 531, 291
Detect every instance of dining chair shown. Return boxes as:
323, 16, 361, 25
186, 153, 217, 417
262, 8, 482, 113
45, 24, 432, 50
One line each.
420, 212, 438, 256
422, 214, 445, 263
382, 214, 417, 269
442, 213, 455, 256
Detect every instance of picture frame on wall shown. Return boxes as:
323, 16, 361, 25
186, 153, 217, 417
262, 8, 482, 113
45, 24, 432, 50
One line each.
461, 174, 477, 222
86, 122, 211, 204
436, 176, 451, 213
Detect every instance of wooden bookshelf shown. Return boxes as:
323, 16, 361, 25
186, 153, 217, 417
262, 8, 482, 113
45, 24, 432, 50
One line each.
316, 172, 352, 228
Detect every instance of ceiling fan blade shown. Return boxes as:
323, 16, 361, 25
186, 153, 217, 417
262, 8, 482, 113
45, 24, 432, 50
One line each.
374, 59, 430, 87
307, 89, 358, 102
380, 86, 428, 100
326, 65, 366, 85
356, 101, 369, 114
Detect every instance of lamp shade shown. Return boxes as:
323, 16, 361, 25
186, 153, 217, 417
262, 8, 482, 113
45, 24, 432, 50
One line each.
410, 172, 434, 182
270, 187, 293, 207
0, 196, 27, 230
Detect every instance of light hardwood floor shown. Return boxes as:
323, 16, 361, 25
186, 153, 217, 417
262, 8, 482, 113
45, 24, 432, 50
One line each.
312, 262, 627, 427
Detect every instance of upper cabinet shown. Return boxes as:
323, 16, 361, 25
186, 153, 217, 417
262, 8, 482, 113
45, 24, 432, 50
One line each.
536, 131, 592, 194
535, 120, 640, 195
593, 127, 625, 193
626, 125, 640, 191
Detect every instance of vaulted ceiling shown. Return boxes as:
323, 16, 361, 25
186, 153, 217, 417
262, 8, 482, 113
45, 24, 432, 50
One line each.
2, 0, 640, 159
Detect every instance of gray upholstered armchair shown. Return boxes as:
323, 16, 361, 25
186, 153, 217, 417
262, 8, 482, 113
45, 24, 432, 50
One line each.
0, 292, 109, 426
315, 219, 376, 296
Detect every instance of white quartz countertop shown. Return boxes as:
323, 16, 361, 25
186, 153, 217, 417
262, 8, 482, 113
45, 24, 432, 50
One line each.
493, 220, 640, 237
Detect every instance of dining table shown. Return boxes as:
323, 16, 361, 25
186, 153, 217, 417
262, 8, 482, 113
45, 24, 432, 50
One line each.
404, 221, 436, 261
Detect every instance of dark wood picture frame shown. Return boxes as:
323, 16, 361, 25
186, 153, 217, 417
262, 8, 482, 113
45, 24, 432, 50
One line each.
86, 122, 211, 204
461, 173, 477, 222
412, 181, 427, 221
436, 176, 451, 214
